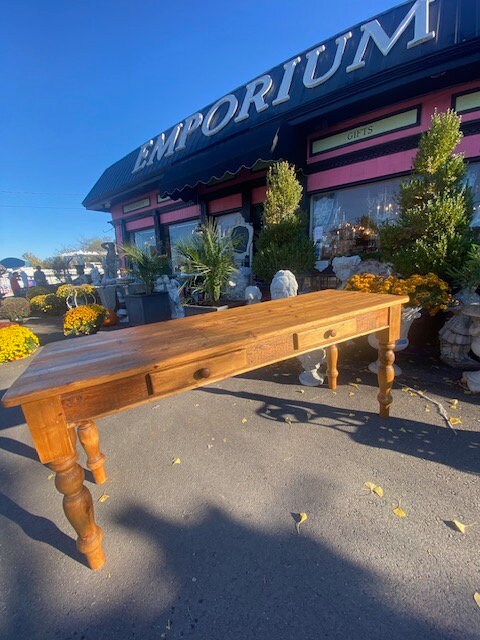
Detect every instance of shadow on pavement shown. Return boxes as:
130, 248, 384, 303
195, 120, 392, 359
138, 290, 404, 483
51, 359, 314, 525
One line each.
201, 387, 480, 476
1, 501, 455, 640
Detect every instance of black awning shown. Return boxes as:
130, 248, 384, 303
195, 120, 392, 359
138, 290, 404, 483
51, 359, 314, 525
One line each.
157, 121, 297, 200
83, 121, 299, 208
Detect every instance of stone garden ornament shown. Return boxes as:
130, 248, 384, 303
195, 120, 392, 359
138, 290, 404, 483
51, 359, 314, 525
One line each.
270, 270, 326, 386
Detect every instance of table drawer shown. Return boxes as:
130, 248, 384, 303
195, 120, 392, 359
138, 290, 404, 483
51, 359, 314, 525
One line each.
293, 319, 357, 351
147, 349, 247, 397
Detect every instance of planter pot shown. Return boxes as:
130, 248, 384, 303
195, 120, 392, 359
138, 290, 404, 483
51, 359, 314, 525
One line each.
183, 304, 228, 316
125, 292, 171, 325
368, 306, 421, 375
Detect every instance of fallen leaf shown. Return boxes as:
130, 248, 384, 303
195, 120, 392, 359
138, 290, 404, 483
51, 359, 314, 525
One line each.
305, 412, 312, 421
241, 418, 248, 424
294, 512, 308, 534
47, 473, 55, 481
207, 444, 214, 449
98, 493, 110, 503
474, 592, 480, 608
425, 405, 430, 413
364, 481, 384, 497
355, 378, 362, 383
452, 519, 467, 533
194, 403, 199, 407
297, 389, 305, 394
401, 387, 408, 393
285, 416, 292, 424
349, 383, 359, 389
449, 399, 459, 410
172, 457, 181, 464
392, 501, 407, 518
222, 438, 227, 443
449, 417, 462, 426
348, 412, 355, 417
451, 519, 476, 533
349, 392, 355, 397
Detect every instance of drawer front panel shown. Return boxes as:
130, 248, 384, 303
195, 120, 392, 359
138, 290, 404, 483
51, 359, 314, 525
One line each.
294, 319, 357, 351
147, 349, 247, 396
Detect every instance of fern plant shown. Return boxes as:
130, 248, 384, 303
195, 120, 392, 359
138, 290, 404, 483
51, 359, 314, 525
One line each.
174, 220, 236, 305
120, 244, 170, 294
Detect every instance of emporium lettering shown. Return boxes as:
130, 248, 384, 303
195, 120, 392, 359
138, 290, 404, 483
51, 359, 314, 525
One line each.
133, 0, 435, 174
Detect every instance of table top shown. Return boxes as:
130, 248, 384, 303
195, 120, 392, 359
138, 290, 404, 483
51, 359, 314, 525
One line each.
2, 290, 408, 408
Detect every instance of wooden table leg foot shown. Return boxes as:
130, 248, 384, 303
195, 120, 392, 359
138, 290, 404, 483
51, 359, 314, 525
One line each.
49, 452, 105, 570
77, 420, 107, 484
326, 344, 338, 390
377, 341, 395, 418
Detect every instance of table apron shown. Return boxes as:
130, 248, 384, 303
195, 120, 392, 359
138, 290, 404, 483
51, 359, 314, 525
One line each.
60, 309, 391, 423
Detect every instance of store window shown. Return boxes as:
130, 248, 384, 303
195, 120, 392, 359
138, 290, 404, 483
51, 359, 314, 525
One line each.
465, 161, 480, 227
168, 220, 199, 272
310, 176, 403, 259
132, 228, 157, 255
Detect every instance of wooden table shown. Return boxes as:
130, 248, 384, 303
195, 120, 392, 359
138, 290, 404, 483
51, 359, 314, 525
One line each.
2, 290, 408, 570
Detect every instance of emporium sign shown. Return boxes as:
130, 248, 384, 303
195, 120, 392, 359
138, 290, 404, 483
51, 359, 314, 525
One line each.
132, 0, 437, 175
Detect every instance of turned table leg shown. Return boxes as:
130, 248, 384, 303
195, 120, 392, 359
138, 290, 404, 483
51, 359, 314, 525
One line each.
377, 341, 395, 418
326, 344, 338, 390
76, 420, 107, 484
49, 451, 105, 570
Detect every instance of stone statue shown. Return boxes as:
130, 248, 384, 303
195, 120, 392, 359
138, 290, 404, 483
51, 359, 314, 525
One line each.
270, 270, 298, 299
225, 268, 248, 300
244, 285, 262, 305
354, 259, 393, 277
90, 265, 102, 286
332, 256, 361, 288
269, 270, 326, 386
101, 242, 118, 283
166, 277, 185, 319
298, 350, 327, 386
461, 304, 480, 392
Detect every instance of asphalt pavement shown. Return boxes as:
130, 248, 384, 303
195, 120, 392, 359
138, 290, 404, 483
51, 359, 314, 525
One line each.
0, 315, 479, 640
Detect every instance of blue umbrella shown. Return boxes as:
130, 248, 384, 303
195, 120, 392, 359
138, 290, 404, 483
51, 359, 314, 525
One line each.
0, 257, 26, 269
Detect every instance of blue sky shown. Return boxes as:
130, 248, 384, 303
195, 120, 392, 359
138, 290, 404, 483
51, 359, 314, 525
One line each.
0, 0, 400, 261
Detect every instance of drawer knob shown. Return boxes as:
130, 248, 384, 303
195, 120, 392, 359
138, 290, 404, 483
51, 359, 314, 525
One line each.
196, 367, 211, 379
325, 329, 337, 339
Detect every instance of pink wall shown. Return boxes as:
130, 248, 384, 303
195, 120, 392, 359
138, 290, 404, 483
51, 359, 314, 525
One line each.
159, 205, 201, 224
307, 80, 480, 165
307, 81, 480, 193
208, 194, 242, 214
125, 216, 155, 232
251, 186, 267, 205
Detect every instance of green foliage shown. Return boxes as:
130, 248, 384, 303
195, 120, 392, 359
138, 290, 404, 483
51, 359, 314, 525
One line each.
22, 252, 46, 268
78, 235, 113, 253
263, 161, 303, 225
119, 244, 170, 295
30, 294, 65, 315
0, 297, 31, 322
25, 286, 51, 300
447, 244, 480, 291
175, 219, 236, 304
44, 255, 73, 281
379, 110, 473, 281
252, 161, 315, 282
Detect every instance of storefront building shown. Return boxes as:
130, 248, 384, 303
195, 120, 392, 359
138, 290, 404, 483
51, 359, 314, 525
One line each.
83, 0, 480, 277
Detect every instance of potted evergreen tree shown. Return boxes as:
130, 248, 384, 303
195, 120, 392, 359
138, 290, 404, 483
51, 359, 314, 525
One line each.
379, 109, 474, 282
252, 161, 315, 290
120, 244, 172, 324
174, 219, 236, 315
